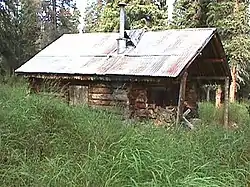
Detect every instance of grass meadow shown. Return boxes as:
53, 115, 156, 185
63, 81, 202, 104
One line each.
0, 80, 249, 186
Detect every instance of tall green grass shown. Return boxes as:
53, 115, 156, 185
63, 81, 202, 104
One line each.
199, 102, 250, 126
0, 82, 249, 186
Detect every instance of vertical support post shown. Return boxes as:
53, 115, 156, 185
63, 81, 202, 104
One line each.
206, 86, 210, 102
176, 72, 188, 125
224, 77, 230, 128
216, 85, 222, 108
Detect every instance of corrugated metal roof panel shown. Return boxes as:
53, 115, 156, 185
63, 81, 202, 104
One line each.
129, 29, 215, 56
103, 54, 195, 77
16, 54, 195, 77
37, 33, 119, 57
16, 28, 217, 78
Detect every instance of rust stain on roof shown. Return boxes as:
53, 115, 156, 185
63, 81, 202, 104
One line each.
16, 28, 220, 78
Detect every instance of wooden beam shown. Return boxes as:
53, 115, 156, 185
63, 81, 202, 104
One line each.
191, 76, 226, 80
213, 34, 226, 57
176, 72, 188, 125
202, 58, 225, 63
211, 38, 220, 58
224, 77, 230, 128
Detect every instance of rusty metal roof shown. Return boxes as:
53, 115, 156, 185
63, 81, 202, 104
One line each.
16, 28, 218, 77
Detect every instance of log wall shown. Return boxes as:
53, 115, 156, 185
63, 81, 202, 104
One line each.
28, 78, 180, 125
69, 85, 88, 105
88, 83, 129, 107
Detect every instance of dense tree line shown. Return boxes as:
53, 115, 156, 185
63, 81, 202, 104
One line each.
0, 0, 80, 74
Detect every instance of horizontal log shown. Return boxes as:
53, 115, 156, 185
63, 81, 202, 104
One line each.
89, 87, 113, 94
90, 93, 128, 101
89, 99, 127, 106
90, 93, 113, 100
202, 58, 225, 63
89, 99, 114, 106
93, 84, 111, 88
191, 76, 227, 80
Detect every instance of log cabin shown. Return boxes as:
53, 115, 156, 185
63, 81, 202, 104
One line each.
15, 3, 231, 126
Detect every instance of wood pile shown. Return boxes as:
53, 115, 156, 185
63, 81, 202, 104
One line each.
149, 105, 177, 126
127, 85, 177, 126
127, 86, 148, 117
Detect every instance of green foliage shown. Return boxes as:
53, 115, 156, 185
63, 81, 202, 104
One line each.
198, 102, 217, 124
0, 0, 40, 72
18, 0, 40, 65
199, 102, 250, 126
84, 0, 168, 32
0, 82, 249, 186
172, 0, 209, 28
0, 0, 80, 74
172, 0, 250, 84
83, 1, 105, 33
40, 0, 80, 48
206, 1, 250, 83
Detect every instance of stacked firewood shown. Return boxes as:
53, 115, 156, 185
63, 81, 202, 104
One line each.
127, 86, 177, 126
148, 105, 177, 127
128, 87, 148, 118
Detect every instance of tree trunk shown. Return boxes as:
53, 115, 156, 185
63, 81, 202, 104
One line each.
229, 0, 239, 102
206, 86, 211, 102
229, 66, 237, 102
52, 0, 57, 32
216, 85, 222, 108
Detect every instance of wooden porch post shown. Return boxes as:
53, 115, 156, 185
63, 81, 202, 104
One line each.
224, 77, 230, 128
216, 85, 222, 108
176, 72, 188, 125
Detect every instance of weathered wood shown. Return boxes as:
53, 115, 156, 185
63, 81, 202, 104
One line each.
89, 99, 114, 106
191, 76, 226, 80
89, 99, 127, 106
176, 72, 188, 125
113, 93, 128, 101
229, 66, 236, 103
89, 87, 113, 94
88, 83, 130, 107
202, 58, 225, 63
216, 85, 222, 108
213, 34, 225, 57
89, 93, 128, 102
135, 102, 147, 109
69, 85, 88, 105
90, 93, 113, 100
29, 78, 42, 93
94, 83, 111, 88
206, 86, 211, 102
224, 77, 229, 128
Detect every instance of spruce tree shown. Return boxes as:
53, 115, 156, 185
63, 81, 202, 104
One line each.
84, 0, 168, 32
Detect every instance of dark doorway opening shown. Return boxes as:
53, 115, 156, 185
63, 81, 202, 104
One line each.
148, 85, 178, 107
